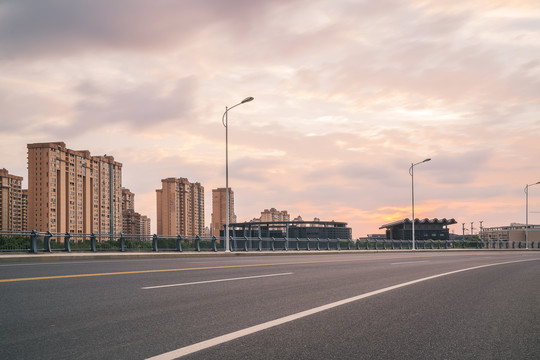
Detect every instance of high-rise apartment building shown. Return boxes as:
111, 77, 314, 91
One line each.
0, 168, 24, 231
27, 142, 122, 234
260, 208, 290, 222
156, 178, 204, 236
21, 189, 28, 231
211, 188, 236, 237
141, 215, 151, 235
121, 187, 151, 236
122, 188, 135, 212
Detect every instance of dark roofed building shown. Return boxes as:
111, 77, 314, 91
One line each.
227, 220, 352, 240
379, 218, 457, 241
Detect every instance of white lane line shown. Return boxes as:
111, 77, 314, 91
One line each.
145, 258, 538, 360
141, 272, 293, 290
391, 260, 429, 265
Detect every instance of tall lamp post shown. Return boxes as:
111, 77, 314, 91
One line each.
409, 158, 431, 250
222, 97, 254, 252
525, 181, 540, 250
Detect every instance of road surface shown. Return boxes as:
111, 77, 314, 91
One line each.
1, 251, 538, 359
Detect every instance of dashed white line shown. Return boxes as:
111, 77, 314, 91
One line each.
145, 258, 538, 360
141, 272, 293, 289
391, 260, 429, 265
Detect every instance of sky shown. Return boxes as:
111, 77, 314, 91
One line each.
1, 0, 539, 238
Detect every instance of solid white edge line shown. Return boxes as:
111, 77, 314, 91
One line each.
145, 258, 538, 360
141, 272, 293, 289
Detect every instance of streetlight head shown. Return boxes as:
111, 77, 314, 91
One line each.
423, 158, 431, 163
241, 97, 254, 103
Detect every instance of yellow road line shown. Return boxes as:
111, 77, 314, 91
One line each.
0, 253, 487, 283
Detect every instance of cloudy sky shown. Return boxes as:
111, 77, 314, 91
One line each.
1, 0, 539, 237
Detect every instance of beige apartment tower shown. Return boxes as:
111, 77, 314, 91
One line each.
121, 187, 151, 236
260, 208, 290, 222
211, 188, 236, 237
27, 142, 122, 234
0, 169, 25, 231
156, 178, 204, 236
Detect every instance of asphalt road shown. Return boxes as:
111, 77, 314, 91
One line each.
1, 251, 539, 359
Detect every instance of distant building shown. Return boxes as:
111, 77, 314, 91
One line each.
480, 223, 540, 245
359, 234, 387, 242
21, 189, 28, 231
122, 188, 135, 212
228, 220, 352, 240
156, 177, 204, 236
211, 188, 236, 237
379, 218, 457, 240
260, 208, 290, 223
27, 142, 123, 234
0, 168, 24, 231
121, 188, 150, 236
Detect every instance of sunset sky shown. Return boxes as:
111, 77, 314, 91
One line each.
1, 0, 539, 238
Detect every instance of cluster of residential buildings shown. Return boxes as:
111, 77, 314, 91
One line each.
1, 142, 151, 236
1, 141, 322, 239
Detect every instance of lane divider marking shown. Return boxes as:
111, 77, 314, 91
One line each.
141, 272, 293, 289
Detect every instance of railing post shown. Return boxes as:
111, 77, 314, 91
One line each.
284, 237, 288, 251
177, 235, 183, 252
243, 236, 248, 252
120, 233, 125, 252
317, 238, 321, 251
258, 236, 262, 251
356, 239, 360, 250
90, 233, 97, 252
365, 240, 369, 250
64, 232, 71, 253
337, 238, 341, 250
212, 236, 217, 252
29, 230, 38, 253
296, 237, 300, 251
44, 231, 52, 253
399, 240, 403, 249
194, 235, 200, 252
326, 238, 330, 250
271, 237, 275, 251
382, 239, 386, 250
153, 234, 159, 252
306, 237, 310, 251
347, 239, 351, 250
390, 240, 394, 250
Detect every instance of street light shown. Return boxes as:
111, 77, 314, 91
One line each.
222, 97, 254, 252
409, 158, 431, 250
525, 181, 540, 250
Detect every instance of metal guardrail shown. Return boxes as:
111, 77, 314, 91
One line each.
0, 231, 537, 253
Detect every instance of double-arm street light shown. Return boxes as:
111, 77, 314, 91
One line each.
222, 97, 254, 252
525, 181, 540, 250
409, 158, 431, 250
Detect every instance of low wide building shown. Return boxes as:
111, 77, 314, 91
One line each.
379, 218, 457, 241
